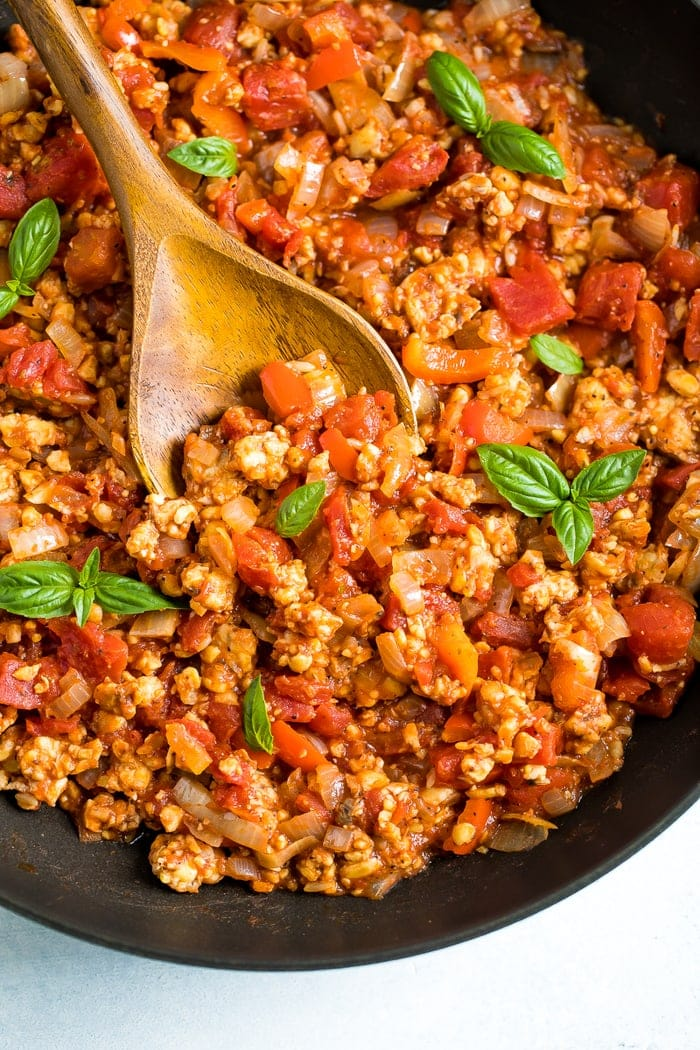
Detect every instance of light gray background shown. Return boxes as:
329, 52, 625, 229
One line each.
1, 800, 698, 1050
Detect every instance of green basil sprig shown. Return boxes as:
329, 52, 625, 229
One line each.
530, 333, 583, 375
424, 50, 490, 137
242, 674, 274, 754
426, 51, 565, 180
275, 481, 326, 538
0, 198, 61, 320
477, 444, 645, 564
167, 136, 238, 178
0, 548, 188, 627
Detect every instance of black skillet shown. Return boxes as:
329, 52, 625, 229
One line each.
0, 0, 698, 969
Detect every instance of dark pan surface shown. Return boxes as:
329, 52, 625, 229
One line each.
0, 0, 699, 969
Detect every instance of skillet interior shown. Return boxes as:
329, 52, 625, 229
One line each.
0, 0, 698, 969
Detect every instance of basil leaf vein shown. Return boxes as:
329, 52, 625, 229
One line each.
94, 572, 189, 615
426, 50, 490, 137
275, 481, 326, 537
9, 198, 61, 286
570, 449, 646, 504
552, 499, 594, 565
477, 443, 570, 515
530, 333, 583, 375
480, 120, 566, 178
242, 674, 274, 754
0, 561, 78, 618
167, 136, 238, 178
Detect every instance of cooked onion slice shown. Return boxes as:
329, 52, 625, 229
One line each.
0, 53, 29, 115
173, 776, 269, 851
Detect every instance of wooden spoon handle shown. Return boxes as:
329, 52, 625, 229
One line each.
9, 0, 175, 244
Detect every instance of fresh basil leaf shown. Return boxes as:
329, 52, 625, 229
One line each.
0, 560, 78, 618
78, 547, 101, 589
275, 481, 326, 538
72, 585, 95, 628
167, 136, 238, 178
477, 443, 570, 516
530, 333, 583, 375
552, 499, 594, 565
570, 449, 645, 504
426, 51, 491, 137
0, 285, 19, 320
9, 198, 61, 287
242, 674, 274, 754
480, 121, 566, 178
94, 572, 189, 615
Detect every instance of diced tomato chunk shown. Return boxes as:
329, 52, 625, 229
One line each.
0, 165, 28, 220
308, 701, 353, 736
580, 143, 617, 187
655, 461, 700, 492
319, 427, 359, 481
4, 340, 56, 388
241, 62, 310, 131
366, 136, 449, 200
231, 526, 292, 594
683, 292, 700, 362
459, 399, 533, 446
306, 40, 363, 91
650, 246, 700, 295
235, 198, 300, 257
423, 498, 480, 536
489, 254, 574, 336
182, 0, 242, 60
637, 162, 700, 230
631, 299, 667, 393
564, 322, 612, 362
323, 486, 355, 566
622, 599, 695, 664
575, 260, 645, 331
0, 654, 45, 709
50, 619, 129, 682
260, 360, 313, 418
64, 226, 123, 293
323, 393, 386, 442
506, 559, 541, 588
25, 128, 106, 206
603, 665, 651, 703
472, 611, 537, 650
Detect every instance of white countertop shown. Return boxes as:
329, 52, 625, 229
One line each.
1, 799, 698, 1050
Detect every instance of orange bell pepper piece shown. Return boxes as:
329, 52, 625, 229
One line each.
140, 40, 226, 72
271, 721, 327, 772
431, 617, 478, 692
403, 333, 508, 384
443, 798, 494, 855
192, 71, 251, 154
632, 299, 668, 393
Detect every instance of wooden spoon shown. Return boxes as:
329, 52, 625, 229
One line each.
11, 0, 417, 496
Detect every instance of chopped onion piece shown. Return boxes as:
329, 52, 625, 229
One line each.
158, 535, 191, 559
250, 3, 290, 31
488, 819, 549, 852
390, 569, 424, 615
46, 318, 88, 368
366, 528, 393, 568
541, 788, 577, 817
183, 816, 223, 848
256, 834, 318, 870
628, 205, 671, 252
225, 854, 262, 881
382, 37, 418, 102
8, 521, 69, 557
590, 215, 636, 262
515, 194, 547, 221
522, 180, 582, 208
410, 377, 440, 421
315, 761, 346, 809
287, 159, 324, 221
278, 811, 326, 841
294, 726, 329, 755
173, 777, 269, 850
365, 213, 399, 240
487, 572, 514, 614
545, 372, 577, 412
465, 0, 530, 31
0, 53, 29, 115
0, 503, 20, 543
240, 607, 276, 643
129, 609, 181, 638
415, 207, 451, 237
221, 495, 258, 533
47, 669, 91, 719
393, 548, 455, 586
519, 407, 568, 430
323, 825, 355, 851
376, 632, 412, 681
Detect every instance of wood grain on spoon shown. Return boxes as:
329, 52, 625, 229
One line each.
10, 0, 416, 496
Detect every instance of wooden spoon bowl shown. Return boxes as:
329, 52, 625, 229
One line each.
11, 0, 416, 495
